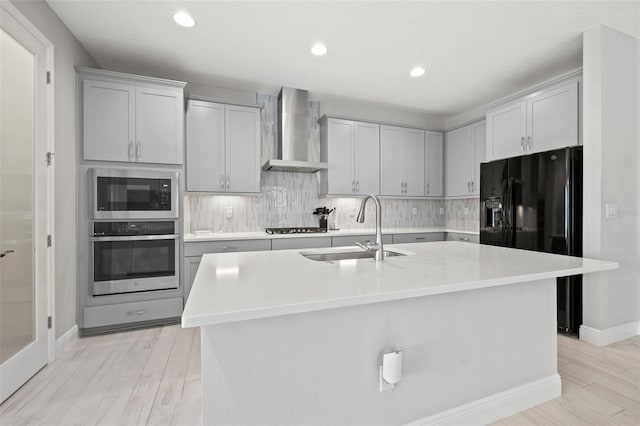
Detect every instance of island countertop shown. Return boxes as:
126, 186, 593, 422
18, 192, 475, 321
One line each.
182, 241, 617, 328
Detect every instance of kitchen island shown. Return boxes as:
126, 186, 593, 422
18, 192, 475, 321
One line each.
182, 242, 617, 425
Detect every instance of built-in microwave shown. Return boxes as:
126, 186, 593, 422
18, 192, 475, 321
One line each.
91, 168, 179, 220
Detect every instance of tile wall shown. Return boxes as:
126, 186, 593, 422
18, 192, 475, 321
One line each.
445, 198, 480, 232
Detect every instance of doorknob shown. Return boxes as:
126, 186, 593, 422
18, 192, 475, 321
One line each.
1, 250, 15, 258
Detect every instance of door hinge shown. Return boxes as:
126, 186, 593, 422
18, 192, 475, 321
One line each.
47, 234, 52, 247
46, 152, 54, 166
48, 316, 52, 329
46, 71, 51, 84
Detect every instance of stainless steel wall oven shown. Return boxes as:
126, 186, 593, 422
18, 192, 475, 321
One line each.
91, 221, 179, 296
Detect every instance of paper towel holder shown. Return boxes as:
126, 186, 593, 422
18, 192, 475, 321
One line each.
379, 350, 403, 392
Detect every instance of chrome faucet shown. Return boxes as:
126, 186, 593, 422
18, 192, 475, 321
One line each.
355, 194, 384, 261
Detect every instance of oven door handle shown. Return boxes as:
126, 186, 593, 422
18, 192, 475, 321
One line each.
90, 234, 179, 242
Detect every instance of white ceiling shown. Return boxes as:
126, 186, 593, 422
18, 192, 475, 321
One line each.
47, 0, 639, 118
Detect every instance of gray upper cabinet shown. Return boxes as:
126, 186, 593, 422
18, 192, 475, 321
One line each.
80, 69, 185, 164
380, 125, 425, 197
445, 121, 485, 197
320, 118, 379, 196
486, 79, 579, 161
425, 131, 444, 197
186, 100, 261, 193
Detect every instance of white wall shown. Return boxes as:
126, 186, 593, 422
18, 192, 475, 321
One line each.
582, 25, 639, 343
10, 0, 97, 339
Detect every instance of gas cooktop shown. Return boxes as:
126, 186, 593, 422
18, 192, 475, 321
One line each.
265, 227, 328, 235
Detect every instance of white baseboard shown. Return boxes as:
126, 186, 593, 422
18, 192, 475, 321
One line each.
55, 324, 78, 356
580, 320, 640, 347
404, 374, 561, 426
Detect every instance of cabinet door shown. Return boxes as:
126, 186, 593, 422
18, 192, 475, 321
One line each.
186, 100, 225, 192
445, 125, 473, 197
526, 81, 578, 154
183, 256, 202, 302
327, 118, 355, 195
425, 131, 444, 197
135, 86, 183, 164
380, 125, 405, 196
486, 100, 526, 161
471, 121, 486, 196
404, 129, 425, 196
354, 122, 380, 195
226, 105, 261, 193
83, 79, 135, 162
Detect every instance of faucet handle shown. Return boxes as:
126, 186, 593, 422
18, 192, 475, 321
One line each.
356, 241, 379, 252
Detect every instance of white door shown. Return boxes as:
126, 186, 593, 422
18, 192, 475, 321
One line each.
445, 125, 473, 197
486, 100, 526, 161
83, 79, 135, 162
425, 131, 443, 197
404, 129, 425, 197
471, 121, 486, 196
225, 105, 260, 193
354, 122, 379, 195
526, 81, 578, 154
135, 86, 183, 164
0, 2, 51, 403
186, 100, 225, 192
327, 118, 354, 195
380, 125, 404, 196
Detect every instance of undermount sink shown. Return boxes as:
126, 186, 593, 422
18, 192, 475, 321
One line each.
300, 249, 407, 262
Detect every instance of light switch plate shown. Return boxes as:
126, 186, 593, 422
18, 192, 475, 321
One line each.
464, 207, 469, 215
439, 207, 444, 215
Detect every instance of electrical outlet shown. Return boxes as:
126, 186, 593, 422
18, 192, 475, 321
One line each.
464, 207, 469, 215
439, 207, 444, 215
412, 207, 418, 216
605, 203, 618, 219
225, 206, 233, 219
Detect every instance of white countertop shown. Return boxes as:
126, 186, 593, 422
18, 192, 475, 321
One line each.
184, 227, 478, 242
182, 241, 617, 327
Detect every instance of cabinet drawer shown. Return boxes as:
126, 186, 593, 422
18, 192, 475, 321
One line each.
271, 237, 332, 251
184, 239, 271, 256
332, 234, 392, 247
84, 297, 183, 328
446, 233, 479, 244
392, 232, 444, 244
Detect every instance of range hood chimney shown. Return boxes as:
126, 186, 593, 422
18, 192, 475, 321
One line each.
262, 87, 327, 173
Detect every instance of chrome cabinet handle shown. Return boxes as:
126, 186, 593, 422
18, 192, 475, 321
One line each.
458, 237, 470, 242
527, 136, 532, 151
426, 183, 430, 194
222, 246, 238, 251
220, 174, 225, 190
127, 310, 146, 316
356, 180, 360, 192
136, 141, 141, 158
226, 175, 230, 189
1, 250, 15, 258
352, 180, 355, 193
467, 181, 471, 192
520, 136, 525, 152
128, 141, 134, 159
471, 181, 474, 192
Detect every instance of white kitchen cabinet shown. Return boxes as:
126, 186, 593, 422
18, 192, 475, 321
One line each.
425, 131, 444, 197
81, 69, 185, 164
319, 118, 379, 195
391, 232, 444, 244
380, 125, 425, 197
486, 80, 579, 161
186, 100, 261, 193
271, 237, 332, 251
445, 120, 485, 197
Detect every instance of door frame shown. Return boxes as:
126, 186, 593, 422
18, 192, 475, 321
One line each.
0, 0, 55, 368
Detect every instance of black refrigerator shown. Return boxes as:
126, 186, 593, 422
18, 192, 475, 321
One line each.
479, 147, 583, 335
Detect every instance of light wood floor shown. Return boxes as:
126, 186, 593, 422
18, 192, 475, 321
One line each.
0, 325, 638, 425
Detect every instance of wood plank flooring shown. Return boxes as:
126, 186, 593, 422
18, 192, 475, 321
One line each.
0, 325, 638, 425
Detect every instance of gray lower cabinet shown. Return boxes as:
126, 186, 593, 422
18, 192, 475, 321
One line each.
271, 237, 332, 251
445, 232, 479, 243
392, 232, 445, 244
83, 298, 183, 329
184, 256, 202, 302
332, 234, 393, 247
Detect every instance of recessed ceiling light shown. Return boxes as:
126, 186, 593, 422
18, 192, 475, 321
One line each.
173, 12, 195, 28
410, 67, 426, 77
311, 43, 328, 56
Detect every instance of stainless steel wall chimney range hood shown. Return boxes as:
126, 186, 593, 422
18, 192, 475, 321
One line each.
262, 87, 328, 173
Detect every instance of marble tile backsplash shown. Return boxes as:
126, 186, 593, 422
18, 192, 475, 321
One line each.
445, 198, 480, 232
